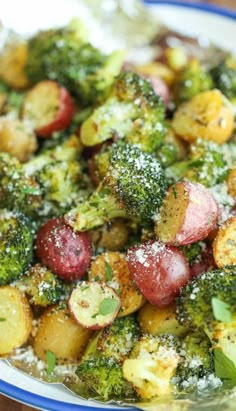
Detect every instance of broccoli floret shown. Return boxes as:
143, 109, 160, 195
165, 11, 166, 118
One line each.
15, 264, 64, 306
25, 20, 124, 105
76, 356, 135, 400
177, 267, 236, 369
80, 71, 166, 154
174, 59, 213, 103
0, 153, 42, 217
180, 242, 206, 265
23, 135, 83, 216
166, 139, 229, 187
65, 143, 167, 231
0, 210, 33, 285
155, 128, 187, 168
176, 331, 214, 392
211, 58, 236, 101
76, 316, 138, 400
90, 316, 140, 363
123, 334, 180, 399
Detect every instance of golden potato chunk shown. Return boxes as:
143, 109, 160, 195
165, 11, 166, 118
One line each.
138, 302, 186, 337
33, 306, 93, 363
0, 41, 29, 89
0, 286, 32, 355
0, 117, 37, 162
172, 89, 234, 144
89, 219, 129, 251
227, 168, 236, 200
89, 252, 145, 317
213, 216, 236, 267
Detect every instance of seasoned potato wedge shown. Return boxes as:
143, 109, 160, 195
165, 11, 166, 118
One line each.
155, 182, 219, 246
0, 117, 37, 162
89, 219, 129, 251
172, 89, 234, 144
227, 168, 236, 200
89, 252, 145, 316
0, 41, 29, 89
213, 216, 236, 267
138, 302, 186, 337
0, 286, 32, 355
33, 305, 93, 363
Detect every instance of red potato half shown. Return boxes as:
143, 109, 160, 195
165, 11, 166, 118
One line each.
22, 80, 74, 138
155, 182, 219, 246
127, 240, 190, 307
68, 281, 121, 330
36, 218, 92, 281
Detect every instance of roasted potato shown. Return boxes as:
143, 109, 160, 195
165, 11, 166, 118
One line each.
172, 89, 234, 144
213, 216, 236, 267
0, 117, 38, 162
138, 302, 186, 337
0, 286, 32, 355
155, 182, 219, 246
89, 219, 129, 251
227, 168, 236, 200
0, 41, 29, 89
89, 252, 145, 316
33, 305, 93, 363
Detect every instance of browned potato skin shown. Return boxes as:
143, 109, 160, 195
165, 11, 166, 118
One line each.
0, 117, 38, 162
138, 302, 186, 337
172, 89, 234, 145
0, 286, 32, 355
89, 219, 129, 251
0, 42, 29, 89
33, 306, 93, 363
89, 252, 145, 317
227, 168, 236, 200
213, 216, 236, 267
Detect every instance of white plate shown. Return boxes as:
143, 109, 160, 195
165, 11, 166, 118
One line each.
0, 1, 236, 410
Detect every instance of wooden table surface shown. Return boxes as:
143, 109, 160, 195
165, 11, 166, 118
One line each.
1, 0, 236, 409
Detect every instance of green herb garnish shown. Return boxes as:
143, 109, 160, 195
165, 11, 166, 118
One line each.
0, 317, 6, 322
214, 349, 236, 381
99, 298, 119, 316
105, 261, 113, 282
46, 350, 57, 375
212, 297, 232, 323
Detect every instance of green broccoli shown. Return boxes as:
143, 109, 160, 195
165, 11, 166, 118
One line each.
0, 153, 42, 217
176, 331, 214, 392
76, 316, 138, 400
88, 315, 140, 363
0, 210, 34, 285
80, 71, 166, 154
177, 267, 236, 372
0, 80, 25, 116
211, 57, 236, 101
25, 20, 124, 105
155, 128, 187, 168
15, 264, 64, 306
23, 135, 84, 216
76, 356, 135, 401
166, 139, 229, 187
123, 334, 180, 399
65, 143, 167, 231
174, 59, 213, 104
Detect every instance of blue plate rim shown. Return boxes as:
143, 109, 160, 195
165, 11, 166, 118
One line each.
145, 0, 236, 20
0, 1, 236, 410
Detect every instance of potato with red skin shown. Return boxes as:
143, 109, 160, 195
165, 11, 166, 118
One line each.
189, 245, 216, 279
69, 281, 121, 330
35, 218, 92, 281
155, 182, 219, 246
127, 241, 190, 307
22, 80, 74, 138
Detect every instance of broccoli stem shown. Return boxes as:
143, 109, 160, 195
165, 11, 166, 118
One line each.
65, 188, 127, 232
